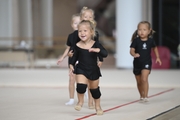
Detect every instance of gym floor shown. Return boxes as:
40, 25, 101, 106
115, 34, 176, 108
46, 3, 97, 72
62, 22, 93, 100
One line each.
0, 69, 180, 120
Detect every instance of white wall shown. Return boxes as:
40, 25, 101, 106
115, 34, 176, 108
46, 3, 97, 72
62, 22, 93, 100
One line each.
115, 0, 152, 68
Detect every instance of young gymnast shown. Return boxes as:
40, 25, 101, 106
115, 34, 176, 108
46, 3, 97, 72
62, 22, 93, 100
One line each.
69, 20, 108, 115
57, 14, 81, 105
69, 6, 103, 67
130, 21, 162, 102
68, 6, 103, 108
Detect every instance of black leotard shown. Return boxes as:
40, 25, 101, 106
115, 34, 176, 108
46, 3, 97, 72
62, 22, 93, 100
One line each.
70, 41, 108, 80
130, 37, 156, 75
71, 30, 103, 62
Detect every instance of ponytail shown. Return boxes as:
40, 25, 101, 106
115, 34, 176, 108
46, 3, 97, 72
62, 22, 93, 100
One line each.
149, 29, 155, 38
131, 30, 138, 42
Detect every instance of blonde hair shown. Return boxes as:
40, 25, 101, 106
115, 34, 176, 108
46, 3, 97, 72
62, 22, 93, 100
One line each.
131, 21, 155, 42
78, 20, 96, 38
80, 6, 95, 20
71, 13, 80, 24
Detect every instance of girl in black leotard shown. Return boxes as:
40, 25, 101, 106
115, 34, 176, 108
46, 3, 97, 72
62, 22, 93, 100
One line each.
69, 7, 103, 109
70, 20, 108, 115
69, 7, 103, 67
57, 14, 81, 105
130, 21, 162, 102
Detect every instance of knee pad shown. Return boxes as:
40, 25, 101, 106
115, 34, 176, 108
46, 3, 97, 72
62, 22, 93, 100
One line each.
90, 87, 101, 99
76, 83, 87, 94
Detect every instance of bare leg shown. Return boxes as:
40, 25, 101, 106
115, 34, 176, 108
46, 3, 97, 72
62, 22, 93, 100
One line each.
76, 94, 83, 105
87, 83, 94, 109
135, 75, 144, 98
141, 69, 150, 100
75, 93, 84, 110
69, 73, 75, 99
89, 79, 103, 115
65, 70, 75, 105
84, 89, 88, 99
74, 75, 88, 110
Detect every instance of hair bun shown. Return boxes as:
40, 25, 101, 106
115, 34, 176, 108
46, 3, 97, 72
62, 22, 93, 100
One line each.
83, 6, 88, 9
90, 20, 94, 24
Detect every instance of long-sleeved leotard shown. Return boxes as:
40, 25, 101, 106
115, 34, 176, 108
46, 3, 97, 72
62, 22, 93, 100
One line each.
71, 30, 104, 62
70, 41, 108, 80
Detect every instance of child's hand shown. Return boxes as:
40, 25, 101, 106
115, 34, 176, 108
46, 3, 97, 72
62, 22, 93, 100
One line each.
156, 58, 162, 65
69, 68, 74, 76
69, 64, 74, 72
97, 61, 103, 67
134, 53, 140, 58
57, 57, 63, 65
89, 48, 100, 53
68, 50, 73, 57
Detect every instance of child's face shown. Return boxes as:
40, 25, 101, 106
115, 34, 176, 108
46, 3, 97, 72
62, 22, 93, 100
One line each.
78, 23, 92, 42
137, 23, 151, 40
71, 16, 81, 31
81, 11, 93, 21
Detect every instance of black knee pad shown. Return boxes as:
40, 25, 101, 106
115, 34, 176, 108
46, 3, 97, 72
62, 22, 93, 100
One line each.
76, 83, 87, 94
90, 87, 101, 99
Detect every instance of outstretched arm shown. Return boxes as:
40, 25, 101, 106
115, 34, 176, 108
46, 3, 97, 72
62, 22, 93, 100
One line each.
57, 46, 70, 65
152, 47, 162, 65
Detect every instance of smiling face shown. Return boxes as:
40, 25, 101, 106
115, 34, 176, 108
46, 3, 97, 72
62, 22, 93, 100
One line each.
137, 23, 151, 40
78, 23, 92, 42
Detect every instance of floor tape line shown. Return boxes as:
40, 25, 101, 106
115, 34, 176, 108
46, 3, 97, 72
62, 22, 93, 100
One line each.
75, 88, 174, 120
